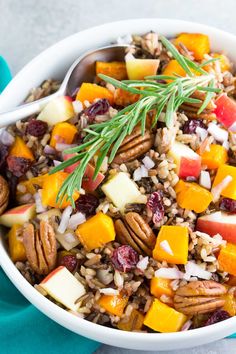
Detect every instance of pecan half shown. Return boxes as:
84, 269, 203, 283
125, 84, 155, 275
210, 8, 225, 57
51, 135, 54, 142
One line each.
0, 175, 9, 215
113, 126, 154, 164
115, 212, 156, 256
174, 280, 227, 315
23, 220, 57, 275
180, 90, 216, 120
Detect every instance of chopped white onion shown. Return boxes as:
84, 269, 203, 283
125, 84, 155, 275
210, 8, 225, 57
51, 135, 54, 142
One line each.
99, 288, 119, 295
142, 156, 155, 170
208, 122, 228, 143
223, 140, 230, 150
181, 320, 193, 331
184, 261, 212, 280
125, 52, 135, 62
160, 240, 174, 255
0, 130, 15, 146
44, 144, 56, 155
55, 143, 77, 152
133, 165, 148, 181
68, 212, 86, 230
72, 100, 83, 114
211, 175, 233, 202
136, 256, 149, 271
34, 191, 47, 213
58, 206, 73, 234
196, 127, 208, 142
64, 232, 77, 244
199, 171, 211, 189
53, 160, 62, 167
229, 121, 236, 133
155, 268, 184, 279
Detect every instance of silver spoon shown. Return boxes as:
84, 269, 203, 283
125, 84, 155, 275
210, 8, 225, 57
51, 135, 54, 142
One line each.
0, 44, 128, 128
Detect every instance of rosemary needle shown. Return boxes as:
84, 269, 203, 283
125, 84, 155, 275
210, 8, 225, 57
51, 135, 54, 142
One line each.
50, 35, 220, 206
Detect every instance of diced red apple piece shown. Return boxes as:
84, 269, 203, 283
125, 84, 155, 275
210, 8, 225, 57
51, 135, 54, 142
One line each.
214, 94, 236, 132
40, 266, 86, 311
125, 56, 160, 80
37, 96, 75, 126
196, 211, 236, 243
63, 154, 105, 191
0, 204, 36, 227
168, 141, 201, 179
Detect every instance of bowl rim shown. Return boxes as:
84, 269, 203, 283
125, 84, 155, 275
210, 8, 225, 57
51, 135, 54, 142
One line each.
1, 17, 236, 350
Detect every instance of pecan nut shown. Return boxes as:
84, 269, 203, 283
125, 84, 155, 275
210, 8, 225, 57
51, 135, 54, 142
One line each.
23, 220, 57, 275
174, 280, 227, 315
0, 175, 9, 215
180, 90, 216, 120
113, 126, 154, 164
115, 212, 156, 256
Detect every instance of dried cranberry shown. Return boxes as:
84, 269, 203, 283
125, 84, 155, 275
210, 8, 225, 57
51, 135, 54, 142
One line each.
58, 254, 77, 272
182, 119, 207, 134
27, 119, 48, 137
219, 198, 236, 213
83, 99, 110, 122
7, 156, 32, 177
0, 143, 8, 169
147, 191, 164, 224
204, 310, 231, 326
75, 194, 99, 216
111, 245, 139, 273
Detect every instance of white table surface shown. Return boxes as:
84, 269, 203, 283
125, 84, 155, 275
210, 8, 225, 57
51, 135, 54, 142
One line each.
1, 0, 236, 352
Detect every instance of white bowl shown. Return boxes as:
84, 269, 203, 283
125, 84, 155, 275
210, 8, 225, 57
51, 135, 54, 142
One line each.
1, 18, 236, 351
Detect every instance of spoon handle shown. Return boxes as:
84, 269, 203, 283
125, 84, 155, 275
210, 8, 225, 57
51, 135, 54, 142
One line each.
0, 92, 58, 128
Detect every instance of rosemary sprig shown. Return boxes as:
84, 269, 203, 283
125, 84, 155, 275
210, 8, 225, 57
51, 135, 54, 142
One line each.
50, 36, 221, 206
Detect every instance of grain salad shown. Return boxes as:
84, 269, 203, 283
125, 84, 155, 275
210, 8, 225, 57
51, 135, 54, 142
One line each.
1, 31, 236, 333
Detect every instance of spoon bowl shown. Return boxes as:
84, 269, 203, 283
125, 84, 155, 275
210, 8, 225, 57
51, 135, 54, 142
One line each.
0, 44, 127, 128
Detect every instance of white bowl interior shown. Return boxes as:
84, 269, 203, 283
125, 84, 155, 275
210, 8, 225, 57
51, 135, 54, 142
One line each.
1, 18, 236, 351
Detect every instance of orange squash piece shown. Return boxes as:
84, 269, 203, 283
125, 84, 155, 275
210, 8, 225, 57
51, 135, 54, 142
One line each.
76, 83, 114, 105
144, 299, 187, 333
8, 224, 26, 262
197, 144, 228, 170
150, 277, 174, 298
222, 293, 236, 316
153, 225, 189, 264
17, 174, 48, 197
98, 293, 128, 316
175, 33, 210, 61
117, 309, 144, 331
212, 164, 236, 200
162, 60, 187, 79
9, 136, 34, 161
114, 88, 140, 107
175, 180, 213, 213
41, 172, 79, 208
212, 53, 231, 72
76, 212, 115, 251
218, 243, 236, 276
50, 122, 78, 148
96, 61, 127, 81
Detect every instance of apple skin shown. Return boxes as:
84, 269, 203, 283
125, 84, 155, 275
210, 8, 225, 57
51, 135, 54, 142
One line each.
168, 141, 201, 179
126, 59, 160, 80
63, 154, 104, 192
0, 203, 36, 227
196, 211, 236, 244
41, 266, 64, 284
214, 94, 236, 131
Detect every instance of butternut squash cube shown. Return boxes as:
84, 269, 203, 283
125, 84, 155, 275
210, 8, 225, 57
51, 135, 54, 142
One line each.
9, 136, 34, 161
150, 277, 174, 298
8, 224, 26, 262
174, 33, 210, 60
175, 180, 213, 213
218, 243, 236, 276
41, 172, 79, 208
98, 293, 128, 317
212, 164, 236, 200
153, 225, 189, 264
197, 144, 228, 170
162, 60, 187, 79
144, 299, 187, 332
50, 122, 78, 148
76, 83, 114, 105
222, 293, 236, 316
76, 212, 115, 251
96, 61, 127, 81
117, 309, 144, 331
